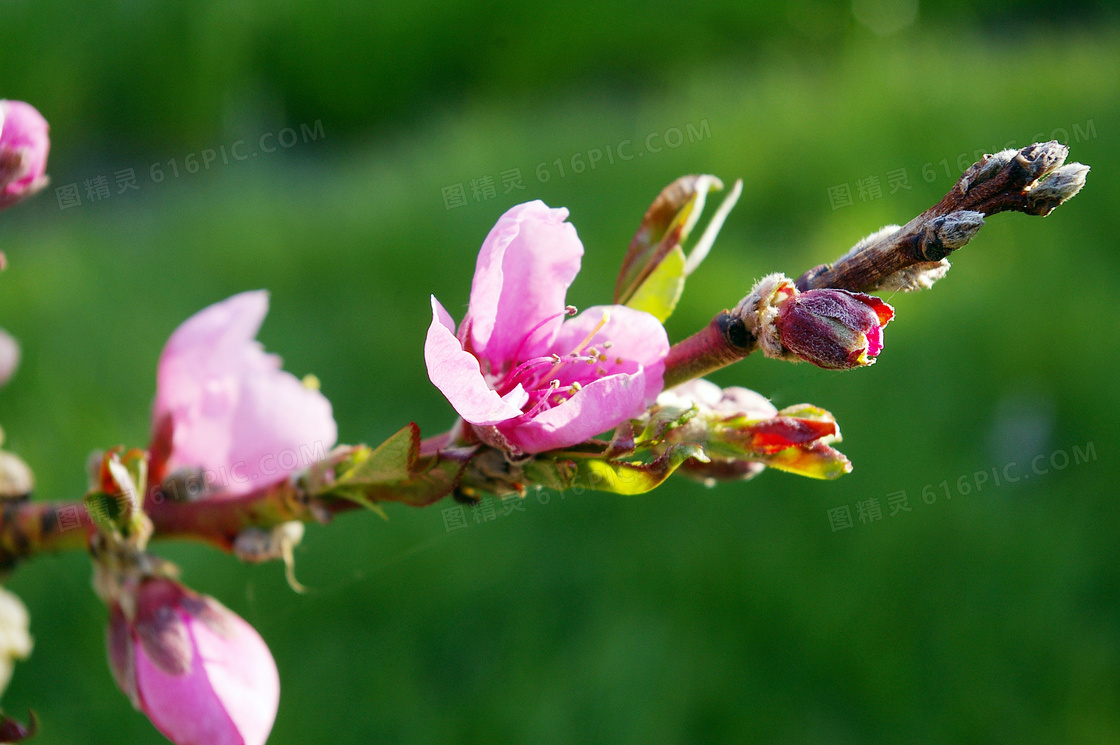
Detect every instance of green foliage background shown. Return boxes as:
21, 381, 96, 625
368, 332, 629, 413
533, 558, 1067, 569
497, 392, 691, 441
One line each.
1, 1, 1119, 742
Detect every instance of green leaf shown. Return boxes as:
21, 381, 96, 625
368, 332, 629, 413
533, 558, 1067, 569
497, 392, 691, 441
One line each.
333, 424, 418, 487
635, 404, 697, 446
327, 424, 475, 508
84, 491, 126, 534
367, 452, 471, 507
625, 245, 686, 322
615, 175, 723, 305
524, 444, 707, 496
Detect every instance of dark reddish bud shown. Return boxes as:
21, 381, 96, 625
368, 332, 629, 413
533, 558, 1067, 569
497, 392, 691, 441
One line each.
776, 289, 893, 369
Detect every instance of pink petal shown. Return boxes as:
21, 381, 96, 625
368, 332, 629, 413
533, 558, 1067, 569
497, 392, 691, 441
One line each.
465, 201, 583, 372
134, 604, 278, 745
424, 296, 524, 426
190, 608, 280, 745
865, 325, 883, 358
660, 380, 778, 419
716, 387, 778, 419
153, 291, 337, 495
223, 367, 337, 489
0, 327, 19, 388
548, 305, 669, 406
0, 100, 50, 201
501, 370, 648, 453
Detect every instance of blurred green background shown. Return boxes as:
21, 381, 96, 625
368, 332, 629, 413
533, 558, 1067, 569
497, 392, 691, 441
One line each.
2, 0, 1119, 742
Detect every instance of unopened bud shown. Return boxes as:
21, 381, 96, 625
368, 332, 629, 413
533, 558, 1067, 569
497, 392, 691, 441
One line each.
0, 328, 18, 388
0, 101, 50, 210
736, 274, 893, 369
873, 259, 951, 293
106, 577, 279, 745
776, 288, 893, 370
0, 451, 33, 500
933, 210, 985, 250
0, 587, 33, 697
914, 210, 985, 262
960, 148, 1017, 193
0, 710, 37, 743
1025, 163, 1090, 216
656, 379, 852, 481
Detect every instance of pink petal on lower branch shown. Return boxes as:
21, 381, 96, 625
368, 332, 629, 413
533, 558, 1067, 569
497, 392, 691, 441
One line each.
119, 580, 280, 745
0, 100, 50, 208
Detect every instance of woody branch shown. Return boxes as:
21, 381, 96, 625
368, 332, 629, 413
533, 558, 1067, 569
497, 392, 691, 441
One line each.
0, 475, 362, 572
662, 141, 1089, 389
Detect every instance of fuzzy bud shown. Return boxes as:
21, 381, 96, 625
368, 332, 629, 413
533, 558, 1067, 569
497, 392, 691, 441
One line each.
872, 259, 951, 293
107, 578, 279, 745
0, 101, 50, 210
1025, 163, 1090, 216
776, 288, 894, 369
931, 210, 985, 251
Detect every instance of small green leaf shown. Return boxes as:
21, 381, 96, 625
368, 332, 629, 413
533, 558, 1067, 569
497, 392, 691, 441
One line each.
615, 175, 723, 305
84, 491, 125, 534
636, 404, 697, 446
625, 245, 686, 322
327, 425, 474, 509
360, 454, 470, 507
334, 424, 418, 487
525, 444, 706, 496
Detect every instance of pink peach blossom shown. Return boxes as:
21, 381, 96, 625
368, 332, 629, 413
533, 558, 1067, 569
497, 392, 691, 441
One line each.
152, 291, 337, 496
108, 578, 279, 745
0, 100, 50, 209
425, 201, 669, 453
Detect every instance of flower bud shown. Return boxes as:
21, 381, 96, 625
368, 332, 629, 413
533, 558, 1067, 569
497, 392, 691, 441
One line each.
107, 578, 279, 745
0, 328, 19, 388
656, 379, 852, 482
0, 587, 33, 698
776, 288, 893, 369
0, 101, 50, 209
1025, 162, 1090, 216
0, 710, 37, 743
0, 450, 34, 501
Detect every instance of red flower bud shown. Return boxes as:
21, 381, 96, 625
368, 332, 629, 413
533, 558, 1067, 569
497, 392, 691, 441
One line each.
776, 289, 893, 369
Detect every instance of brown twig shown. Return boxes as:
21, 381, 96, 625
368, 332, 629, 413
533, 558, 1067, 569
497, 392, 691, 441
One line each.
0, 484, 362, 572
663, 141, 1088, 389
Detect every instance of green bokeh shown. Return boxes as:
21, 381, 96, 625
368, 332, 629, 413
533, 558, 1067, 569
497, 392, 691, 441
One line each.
1, 2, 1119, 743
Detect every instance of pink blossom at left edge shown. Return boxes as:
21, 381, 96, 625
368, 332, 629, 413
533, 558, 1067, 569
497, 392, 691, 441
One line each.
0, 100, 50, 209
150, 291, 337, 496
